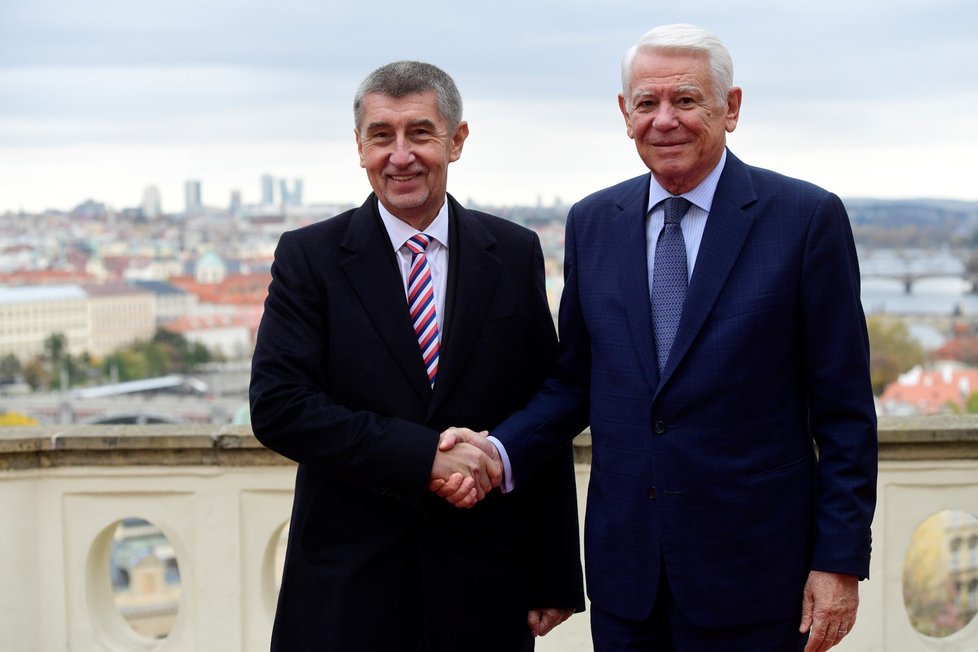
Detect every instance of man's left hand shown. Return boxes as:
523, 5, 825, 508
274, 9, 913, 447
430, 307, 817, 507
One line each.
527, 607, 574, 637
800, 570, 858, 652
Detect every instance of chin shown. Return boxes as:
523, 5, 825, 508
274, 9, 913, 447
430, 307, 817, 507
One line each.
385, 192, 430, 211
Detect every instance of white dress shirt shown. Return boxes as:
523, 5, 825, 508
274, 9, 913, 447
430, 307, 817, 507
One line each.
645, 148, 727, 281
494, 150, 729, 492
377, 199, 450, 336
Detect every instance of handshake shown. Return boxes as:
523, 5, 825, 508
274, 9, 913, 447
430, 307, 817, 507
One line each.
428, 427, 503, 508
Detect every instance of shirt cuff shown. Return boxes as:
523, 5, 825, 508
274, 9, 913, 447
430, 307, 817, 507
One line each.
486, 435, 515, 493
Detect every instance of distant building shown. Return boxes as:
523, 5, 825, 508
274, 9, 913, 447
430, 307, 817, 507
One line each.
170, 271, 270, 307
72, 199, 108, 220
142, 186, 162, 220
130, 280, 199, 324
0, 269, 95, 286
184, 180, 202, 215
193, 252, 228, 285
260, 174, 275, 206
82, 284, 157, 356
947, 511, 978, 620
0, 285, 89, 357
879, 363, 978, 415
0, 283, 157, 359
120, 256, 185, 282
229, 189, 242, 216
280, 178, 303, 207
163, 314, 253, 359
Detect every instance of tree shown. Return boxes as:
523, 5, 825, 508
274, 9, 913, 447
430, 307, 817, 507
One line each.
22, 358, 48, 391
0, 354, 21, 383
43, 332, 68, 365
152, 328, 217, 372
947, 391, 978, 415
867, 315, 925, 395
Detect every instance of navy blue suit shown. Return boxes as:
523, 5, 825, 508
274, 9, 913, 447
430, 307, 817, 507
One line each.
494, 150, 877, 628
250, 194, 584, 651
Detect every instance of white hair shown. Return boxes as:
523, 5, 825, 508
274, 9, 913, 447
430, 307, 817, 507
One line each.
620, 23, 733, 110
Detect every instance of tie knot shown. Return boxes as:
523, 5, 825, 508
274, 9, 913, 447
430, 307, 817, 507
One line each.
663, 197, 691, 225
406, 233, 432, 254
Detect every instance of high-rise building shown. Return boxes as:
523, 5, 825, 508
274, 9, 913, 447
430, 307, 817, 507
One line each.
280, 178, 304, 207
229, 190, 242, 216
184, 180, 202, 214
142, 186, 162, 220
261, 174, 275, 205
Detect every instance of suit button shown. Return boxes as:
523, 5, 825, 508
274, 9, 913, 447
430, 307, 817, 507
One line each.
654, 420, 666, 434
647, 486, 656, 501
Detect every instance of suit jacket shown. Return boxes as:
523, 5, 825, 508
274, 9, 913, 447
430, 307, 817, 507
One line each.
493, 150, 877, 627
250, 194, 584, 651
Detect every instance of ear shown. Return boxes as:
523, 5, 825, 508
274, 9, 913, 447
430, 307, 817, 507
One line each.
724, 87, 742, 133
354, 128, 366, 168
618, 94, 635, 139
448, 121, 469, 163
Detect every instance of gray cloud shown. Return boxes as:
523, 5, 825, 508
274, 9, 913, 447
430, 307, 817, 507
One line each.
1, 0, 976, 210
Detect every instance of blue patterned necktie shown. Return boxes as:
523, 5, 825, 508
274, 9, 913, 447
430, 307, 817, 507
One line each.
651, 197, 692, 374
404, 234, 440, 387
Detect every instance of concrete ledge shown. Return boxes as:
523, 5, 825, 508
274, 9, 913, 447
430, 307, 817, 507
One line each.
0, 424, 291, 470
878, 415, 978, 460
3, 417, 978, 470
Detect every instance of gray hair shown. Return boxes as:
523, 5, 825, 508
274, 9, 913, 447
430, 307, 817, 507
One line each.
353, 61, 463, 131
620, 24, 733, 111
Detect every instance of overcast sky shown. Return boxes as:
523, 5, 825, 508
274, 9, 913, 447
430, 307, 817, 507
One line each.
2, 0, 977, 214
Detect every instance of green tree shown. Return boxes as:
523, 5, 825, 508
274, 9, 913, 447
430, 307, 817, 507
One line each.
152, 328, 218, 371
98, 331, 223, 383
947, 392, 978, 415
188, 341, 214, 367
0, 354, 21, 383
103, 350, 151, 382
22, 358, 48, 390
867, 315, 925, 395
43, 332, 68, 365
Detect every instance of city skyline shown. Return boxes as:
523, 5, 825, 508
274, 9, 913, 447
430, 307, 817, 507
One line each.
2, 0, 977, 213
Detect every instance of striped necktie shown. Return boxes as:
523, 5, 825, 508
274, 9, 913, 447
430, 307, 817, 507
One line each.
651, 197, 692, 374
405, 234, 440, 387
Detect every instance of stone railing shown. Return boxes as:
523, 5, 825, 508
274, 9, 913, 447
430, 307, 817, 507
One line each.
1, 417, 977, 651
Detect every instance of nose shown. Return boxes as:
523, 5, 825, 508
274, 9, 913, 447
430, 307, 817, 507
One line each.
389, 137, 416, 168
652, 103, 680, 131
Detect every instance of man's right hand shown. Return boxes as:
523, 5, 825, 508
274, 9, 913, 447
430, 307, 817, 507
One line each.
428, 427, 501, 508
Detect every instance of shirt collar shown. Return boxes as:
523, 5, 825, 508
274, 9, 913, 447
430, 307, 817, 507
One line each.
647, 148, 727, 214
377, 197, 450, 251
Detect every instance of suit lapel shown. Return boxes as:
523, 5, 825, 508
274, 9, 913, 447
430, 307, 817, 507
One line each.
656, 152, 757, 391
339, 196, 432, 406
427, 196, 501, 417
612, 175, 661, 392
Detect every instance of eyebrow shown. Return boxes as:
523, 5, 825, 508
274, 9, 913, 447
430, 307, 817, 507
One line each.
674, 84, 705, 96
631, 84, 705, 102
364, 118, 438, 132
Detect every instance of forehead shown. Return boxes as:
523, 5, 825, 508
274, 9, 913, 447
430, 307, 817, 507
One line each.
629, 49, 711, 95
358, 91, 446, 129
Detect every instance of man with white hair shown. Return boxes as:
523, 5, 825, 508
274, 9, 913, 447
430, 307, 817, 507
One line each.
438, 24, 877, 651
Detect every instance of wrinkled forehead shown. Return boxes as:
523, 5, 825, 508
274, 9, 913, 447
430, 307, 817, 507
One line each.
357, 91, 449, 131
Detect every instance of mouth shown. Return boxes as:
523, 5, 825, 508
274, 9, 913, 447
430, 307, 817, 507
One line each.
386, 169, 426, 183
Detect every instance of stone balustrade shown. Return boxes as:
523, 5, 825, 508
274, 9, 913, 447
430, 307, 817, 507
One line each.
1, 416, 977, 651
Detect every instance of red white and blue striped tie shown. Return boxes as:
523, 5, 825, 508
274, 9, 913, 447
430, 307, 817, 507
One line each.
405, 234, 440, 387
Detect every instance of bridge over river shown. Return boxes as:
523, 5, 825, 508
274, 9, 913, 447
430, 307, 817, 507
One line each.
859, 248, 978, 294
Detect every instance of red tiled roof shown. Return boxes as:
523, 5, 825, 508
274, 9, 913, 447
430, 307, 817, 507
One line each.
879, 366, 978, 414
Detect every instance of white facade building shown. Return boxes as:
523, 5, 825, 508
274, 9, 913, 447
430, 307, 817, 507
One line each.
0, 284, 158, 359
0, 285, 89, 357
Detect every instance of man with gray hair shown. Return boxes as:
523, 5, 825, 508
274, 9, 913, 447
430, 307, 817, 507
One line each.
250, 60, 584, 651
437, 24, 877, 651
